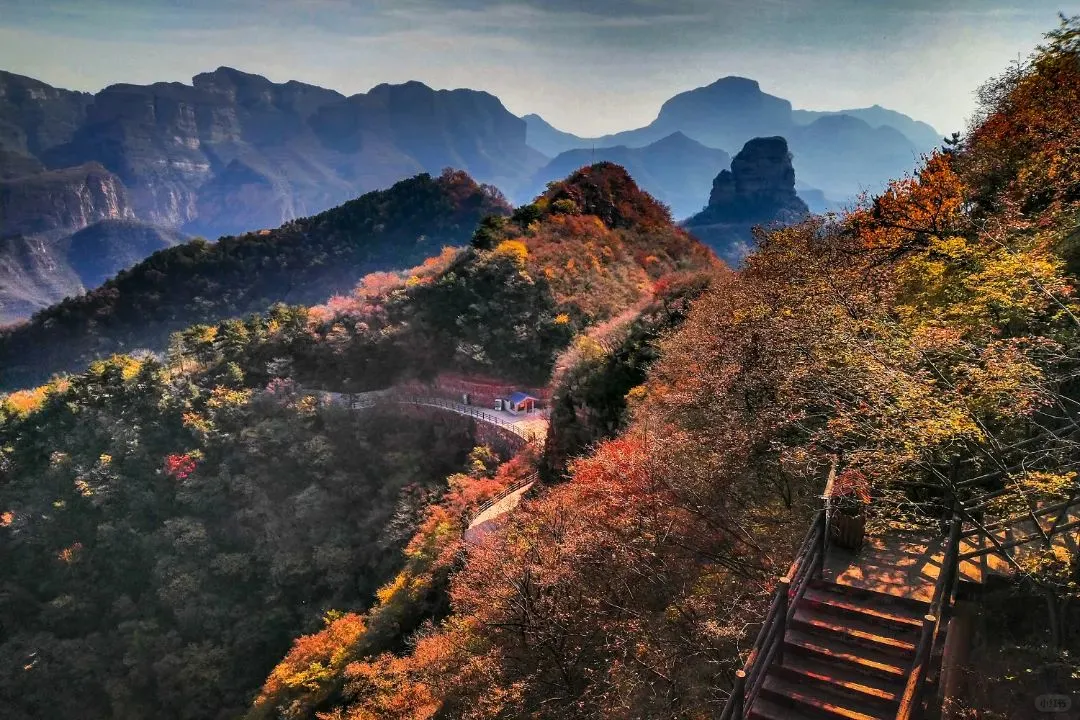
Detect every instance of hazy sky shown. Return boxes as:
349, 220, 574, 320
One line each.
0, 0, 1074, 136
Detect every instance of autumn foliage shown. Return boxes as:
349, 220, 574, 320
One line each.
256, 19, 1080, 720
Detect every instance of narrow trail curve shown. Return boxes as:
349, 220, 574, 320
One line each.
313, 388, 548, 538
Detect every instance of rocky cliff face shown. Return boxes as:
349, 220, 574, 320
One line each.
0, 163, 135, 238
0, 68, 539, 238
684, 136, 809, 264
0, 71, 91, 160
703, 136, 808, 222
0, 218, 185, 325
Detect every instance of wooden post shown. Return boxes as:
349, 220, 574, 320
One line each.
940, 601, 974, 720
776, 577, 791, 666
817, 504, 828, 579
732, 670, 746, 718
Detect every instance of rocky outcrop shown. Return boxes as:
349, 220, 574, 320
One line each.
684, 136, 809, 264
702, 136, 808, 223
0, 71, 91, 160
0, 218, 185, 325
528, 76, 930, 204
0, 163, 134, 238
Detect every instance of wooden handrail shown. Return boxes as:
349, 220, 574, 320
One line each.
719, 507, 827, 719
895, 514, 963, 720
959, 518, 1080, 560
961, 493, 1080, 538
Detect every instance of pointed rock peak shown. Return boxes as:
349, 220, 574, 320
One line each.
695, 136, 808, 223
652, 131, 695, 145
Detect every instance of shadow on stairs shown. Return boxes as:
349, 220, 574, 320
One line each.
750, 580, 944, 720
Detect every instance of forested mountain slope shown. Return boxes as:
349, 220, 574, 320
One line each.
246, 18, 1080, 720
0, 163, 718, 720
0, 170, 509, 391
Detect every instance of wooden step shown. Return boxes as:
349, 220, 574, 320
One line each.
784, 628, 909, 682
792, 607, 918, 658
810, 578, 930, 615
802, 585, 925, 633
749, 696, 817, 720
760, 674, 888, 720
772, 652, 903, 713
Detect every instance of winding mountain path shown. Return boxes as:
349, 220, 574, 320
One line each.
315, 387, 548, 539
317, 390, 548, 443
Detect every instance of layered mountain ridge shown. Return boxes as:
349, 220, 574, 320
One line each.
0, 170, 509, 390
525, 76, 940, 202
0, 67, 938, 326
0, 67, 540, 238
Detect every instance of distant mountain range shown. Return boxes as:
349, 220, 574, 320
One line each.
527, 132, 731, 219
0, 67, 537, 236
0, 67, 940, 324
524, 77, 942, 204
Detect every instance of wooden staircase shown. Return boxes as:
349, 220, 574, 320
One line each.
750, 579, 937, 720
719, 471, 963, 720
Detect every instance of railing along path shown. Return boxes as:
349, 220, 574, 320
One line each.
316, 388, 547, 530
324, 390, 545, 442
719, 462, 835, 720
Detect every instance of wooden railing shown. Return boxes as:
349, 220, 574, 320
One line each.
894, 512, 963, 720
719, 501, 830, 719
958, 490, 1080, 559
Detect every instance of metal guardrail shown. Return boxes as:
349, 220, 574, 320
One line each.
312, 387, 546, 533
396, 396, 544, 442
317, 389, 545, 443
467, 472, 540, 526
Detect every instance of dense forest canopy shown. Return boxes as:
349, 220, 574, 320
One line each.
0, 162, 716, 719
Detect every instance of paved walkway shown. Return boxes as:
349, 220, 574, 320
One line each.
316, 390, 549, 442
314, 386, 549, 540
465, 480, 537, 543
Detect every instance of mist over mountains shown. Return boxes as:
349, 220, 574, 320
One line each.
0, 66, 939, 322
1, 67, 938, 232
525, 76, 939, 206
